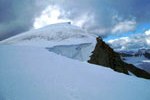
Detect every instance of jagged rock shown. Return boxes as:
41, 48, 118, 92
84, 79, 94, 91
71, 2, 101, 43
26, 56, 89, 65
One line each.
88, 37, 150, 79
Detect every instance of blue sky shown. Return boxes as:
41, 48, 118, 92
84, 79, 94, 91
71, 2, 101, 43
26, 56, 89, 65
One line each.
104, 23, 150, 41
107, 24, 150, 50
0, 0, 150, 50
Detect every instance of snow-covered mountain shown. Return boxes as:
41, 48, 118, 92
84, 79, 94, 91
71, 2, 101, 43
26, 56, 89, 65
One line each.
0, 23, 150, 100
1, 22, 95, 47
0, 45, 150, 100
119, 49, 150, 73
1, 22, 150, 73
0, 22, 96, 61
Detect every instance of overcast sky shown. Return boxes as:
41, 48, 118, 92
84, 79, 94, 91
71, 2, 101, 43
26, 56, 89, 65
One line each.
0, 0, 150, 50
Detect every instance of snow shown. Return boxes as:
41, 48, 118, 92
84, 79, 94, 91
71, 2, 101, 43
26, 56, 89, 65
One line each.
0, 45, 150, 100
124, 56, 147, 66
123, 55, 150, 73
0, 23, 96, 47
143, 60, 150, 63
47, 43, 95, 61
0, 23, 150, 100
0, 23, 96, 61
119, 49, 150, 73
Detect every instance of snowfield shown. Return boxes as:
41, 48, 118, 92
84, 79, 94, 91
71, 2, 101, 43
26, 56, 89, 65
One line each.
0, 22, 96, 47
123, 55, 150, 73
0, 23, 96, 61
0, 23, 150, 100
0, 45, 150, 100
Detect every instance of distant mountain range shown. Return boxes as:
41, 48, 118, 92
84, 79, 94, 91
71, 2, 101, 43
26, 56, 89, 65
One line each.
119, 49, 150, 59
119, 49, 150, 73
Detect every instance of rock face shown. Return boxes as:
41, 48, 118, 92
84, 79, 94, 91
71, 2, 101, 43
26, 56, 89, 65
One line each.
88, 37, 150, 79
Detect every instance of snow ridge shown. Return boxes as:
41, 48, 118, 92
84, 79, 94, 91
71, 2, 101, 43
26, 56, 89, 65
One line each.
0, 23, 95, 46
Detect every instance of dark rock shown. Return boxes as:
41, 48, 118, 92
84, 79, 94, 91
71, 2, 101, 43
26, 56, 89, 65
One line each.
88, 37, 150, 79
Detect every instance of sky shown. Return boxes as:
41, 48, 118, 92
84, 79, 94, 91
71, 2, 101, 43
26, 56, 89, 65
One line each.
0, 0, 150, 50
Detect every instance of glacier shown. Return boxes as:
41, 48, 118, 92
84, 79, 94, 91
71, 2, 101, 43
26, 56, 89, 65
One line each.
47, 43, 95, 61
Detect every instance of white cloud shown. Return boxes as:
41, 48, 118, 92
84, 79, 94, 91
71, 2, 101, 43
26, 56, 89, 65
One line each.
108, 37, 131, 50
145, 29, 150, 45
112, 20, 136, 33
108, 29, 150, 50
72, 13, 94, 28
145, 29, 150, 35
33, 5, 95, 30
33, 5, 71, 29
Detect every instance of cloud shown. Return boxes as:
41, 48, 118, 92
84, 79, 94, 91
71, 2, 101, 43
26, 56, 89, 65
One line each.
33, 0, 150, 36
108, 29, 150, 50
0, 0, 150, 40
33, 5, 94, 29
111, 20, 136, 33
145, 30, 150, 45
0, 0, 50, 40
61, 0, 150, 33
33, 5, 71, 29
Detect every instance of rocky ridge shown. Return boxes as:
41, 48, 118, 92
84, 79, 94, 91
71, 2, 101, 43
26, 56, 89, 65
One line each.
88, 37, 150, 79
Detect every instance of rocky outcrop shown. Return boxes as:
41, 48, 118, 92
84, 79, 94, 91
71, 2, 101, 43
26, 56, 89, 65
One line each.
88, 37, 150, 79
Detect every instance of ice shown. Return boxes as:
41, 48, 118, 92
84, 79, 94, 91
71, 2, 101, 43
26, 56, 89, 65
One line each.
47, 43, 95, 61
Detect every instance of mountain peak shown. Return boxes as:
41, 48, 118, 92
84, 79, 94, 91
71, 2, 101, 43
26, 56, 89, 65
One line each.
0, 22, 95, 47
43, 22, 72, 28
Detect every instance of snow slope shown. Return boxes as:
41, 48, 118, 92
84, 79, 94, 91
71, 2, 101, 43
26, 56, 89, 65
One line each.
0, 22, 96, 47
0, 23, 96, 61
0, 45, 150, 100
